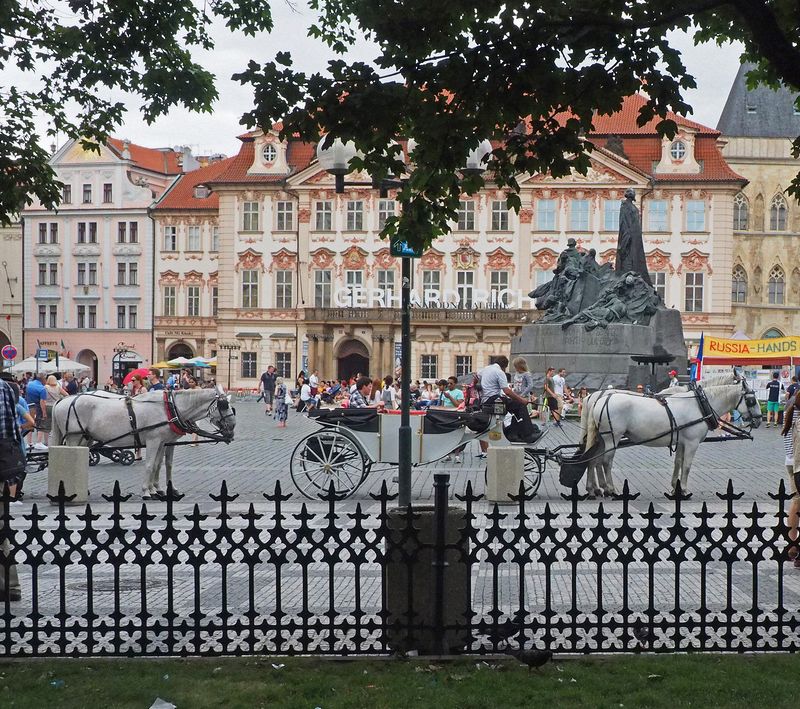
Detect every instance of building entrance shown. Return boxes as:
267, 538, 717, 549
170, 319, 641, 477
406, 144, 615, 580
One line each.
336, 339, 370, 381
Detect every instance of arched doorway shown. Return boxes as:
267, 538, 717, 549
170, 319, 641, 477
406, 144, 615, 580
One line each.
337, 339, 370, 381
76, 349, 98, 384
167, 342, 195, 360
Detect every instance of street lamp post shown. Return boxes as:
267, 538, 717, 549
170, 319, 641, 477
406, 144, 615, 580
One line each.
316, 136, 492, 508
218, 342, 240, 391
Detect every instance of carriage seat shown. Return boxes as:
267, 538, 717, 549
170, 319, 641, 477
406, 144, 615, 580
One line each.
422, 409, 492, 435
309, 407, 380, 433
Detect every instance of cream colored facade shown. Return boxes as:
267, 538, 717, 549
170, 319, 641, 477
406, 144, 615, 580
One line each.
0, 221, 23, 367
723, 136, 800, 338
151, 116, 741, 390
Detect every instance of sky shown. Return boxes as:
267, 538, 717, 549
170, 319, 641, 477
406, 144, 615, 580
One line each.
11, 3, 745, 158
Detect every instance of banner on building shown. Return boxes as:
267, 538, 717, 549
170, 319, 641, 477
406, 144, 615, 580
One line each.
702, 335, 800, 365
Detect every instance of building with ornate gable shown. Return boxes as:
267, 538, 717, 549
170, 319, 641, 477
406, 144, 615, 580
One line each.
717, 63, 800, 340
0, 221, 23, 369
21, 138, 192, 382
151, 95, 744, 388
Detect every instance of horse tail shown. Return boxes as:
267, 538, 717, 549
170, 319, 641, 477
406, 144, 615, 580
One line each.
583, 392, 602, 451
50, 399, 65, 446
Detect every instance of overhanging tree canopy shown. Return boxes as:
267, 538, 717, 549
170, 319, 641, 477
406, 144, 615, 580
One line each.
236, 0, 800, 249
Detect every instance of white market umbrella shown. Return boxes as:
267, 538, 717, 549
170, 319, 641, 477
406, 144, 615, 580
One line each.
7, 356, 56, 374
168, 357, 193, 366
52, 357, 90, 373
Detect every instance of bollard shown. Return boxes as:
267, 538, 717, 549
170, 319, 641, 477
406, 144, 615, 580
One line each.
47, 446, 89, 504
486, 447, 524, 502
384, 473, 470, 654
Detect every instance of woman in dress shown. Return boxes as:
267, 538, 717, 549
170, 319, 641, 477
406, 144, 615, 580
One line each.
511, 357, 538, 418
129, 374, 146, 460
42, 375, 67, 438
274, 377, 289, 428
369, 378, 383, 406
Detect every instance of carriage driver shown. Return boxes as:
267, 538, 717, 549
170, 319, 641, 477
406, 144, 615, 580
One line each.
478, 355, 540, 444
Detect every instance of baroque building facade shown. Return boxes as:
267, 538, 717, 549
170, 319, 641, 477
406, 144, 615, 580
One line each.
151, 94, 743, 389
718, 63, 800, 340
0, 221, 23, 368
21, 139, 193, 382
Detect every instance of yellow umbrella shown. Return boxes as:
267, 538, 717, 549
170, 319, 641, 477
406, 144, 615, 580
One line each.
151, 361, 173, 369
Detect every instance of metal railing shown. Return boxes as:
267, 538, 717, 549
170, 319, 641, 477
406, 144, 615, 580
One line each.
0, 476, 797, 656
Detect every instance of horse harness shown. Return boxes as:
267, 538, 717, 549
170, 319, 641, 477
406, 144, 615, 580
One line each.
58, 390, 233, 449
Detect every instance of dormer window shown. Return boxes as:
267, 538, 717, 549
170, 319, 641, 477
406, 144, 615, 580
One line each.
670, 140, 686, 160
262, 144, 277, 163
193, 185, 210, 199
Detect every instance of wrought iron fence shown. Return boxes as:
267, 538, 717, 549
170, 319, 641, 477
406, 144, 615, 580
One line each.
0, 474, 798, 657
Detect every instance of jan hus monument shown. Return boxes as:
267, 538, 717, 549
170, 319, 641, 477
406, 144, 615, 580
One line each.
512, 189, 687, 390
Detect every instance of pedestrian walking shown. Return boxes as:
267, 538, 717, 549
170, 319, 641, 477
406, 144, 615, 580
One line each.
0, 373, 23, 601
259, 365, 277, 414
274, 378, 289, 427
781, 395, 800, 567
25, 373, 48, 450
766, 371, 784, 428
543, 367, 561, 426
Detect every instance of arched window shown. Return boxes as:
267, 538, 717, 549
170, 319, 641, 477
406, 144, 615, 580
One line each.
763, 328, 784, 339
733, 193, 749, 231
770, 194, 788, 231
731, 265, 747, 304
768, 266, 785, 304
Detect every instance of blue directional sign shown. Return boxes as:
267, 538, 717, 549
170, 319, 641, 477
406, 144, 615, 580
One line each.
36, 348, 49, 360
390, 239, 424, 258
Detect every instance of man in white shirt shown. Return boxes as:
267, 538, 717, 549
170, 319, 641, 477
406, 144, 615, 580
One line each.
479, 356, 540, 444
299, 381, 313, 412
553, 367, 568, 417
309, 370, 320, 397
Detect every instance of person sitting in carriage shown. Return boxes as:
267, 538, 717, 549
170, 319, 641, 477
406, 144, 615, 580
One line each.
478, 355, 542, 444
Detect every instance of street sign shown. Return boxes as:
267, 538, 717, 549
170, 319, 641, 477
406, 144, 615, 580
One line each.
1, 344, 17, 360
36, 348, 49, 360
390, 239, 424, 258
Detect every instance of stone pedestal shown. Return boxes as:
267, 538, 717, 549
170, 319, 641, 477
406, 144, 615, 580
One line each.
47, 446, 89, 504
511, 309, 687, 391
486, 447, 524, 503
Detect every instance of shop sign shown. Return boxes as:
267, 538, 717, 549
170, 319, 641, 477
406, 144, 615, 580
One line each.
704, 335, 800, 362
333, 287, 533, 309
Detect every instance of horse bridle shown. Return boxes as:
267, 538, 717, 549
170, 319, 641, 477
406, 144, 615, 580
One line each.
733, 378, 760, 424
206, 394, 236, 438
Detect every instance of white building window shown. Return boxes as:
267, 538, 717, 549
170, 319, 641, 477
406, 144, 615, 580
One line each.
88, 263, 97, 285
377, 269, 395, 299
603, 199, 621, 231
490, 270, 510, 306
88, 222, 97, 243
733, 193, 749, 231
315, 201, 332, 230
314, 270, 332, 307
242, 201, 260, 231
684, 272, 704, 312
211, 226, 219, 252
768, 266, 785, 305
187, 226, 201, 251
49, 305, 57, 329
276, 201, 294, 231
49, 263, 58, 285
88, 305, 97, 329
50, 223, 58, 244
241, 269, 259, 308
378, 199, 396, 229
164, 226, 177, 251
569, 198, 590, 231
346, 270, 363, 288
422, 270, 441, 294
731, 265, 747, 304
490, 201, 509, 231
128, 263, 138, 286
38, 305, 46, 328
163, 286, 177, 316
77, 305, 86, 329
770, 194, 788, 231
82, 183, 92, 204
457, 271, 474, 308
241, 352, 257, 379
276, 352, 291, 379
686, 200, 706, 232
421, 354, 438, 380
117, 263, 126, 286
117, 222, 127, 243
128, 305, 137, 329
211, 287, 218, 317
536, 199, 557, 231
77, 263, 86, 286
670, 140, 687, 160
117, 305, 126, 329
276, 270, 293, 308
650, 272, 666, 301
457, 200, 475, 231
648, 200, 668, 231
455, 355, 472, 378
129, 222, 138, 243
187, 285, 200, 316
346, 200, 364, 231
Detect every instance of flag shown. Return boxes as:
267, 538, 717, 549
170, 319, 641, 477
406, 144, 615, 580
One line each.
60, 340, 65, 352
693, 332, 704, 382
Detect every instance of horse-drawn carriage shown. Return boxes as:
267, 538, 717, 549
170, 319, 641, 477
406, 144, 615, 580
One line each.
289, 373, 763, 500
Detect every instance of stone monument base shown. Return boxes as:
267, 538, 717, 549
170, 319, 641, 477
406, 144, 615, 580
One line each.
511, 309, 687, 391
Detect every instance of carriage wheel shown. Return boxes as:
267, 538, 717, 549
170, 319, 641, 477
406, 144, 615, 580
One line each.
88, 451, 100, 467
483, 449, 545, 497
118, 450, 136, 466
290, 430, 367, 500
109, 449, 122, 462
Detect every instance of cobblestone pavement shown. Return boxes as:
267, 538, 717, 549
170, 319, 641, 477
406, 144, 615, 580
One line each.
7, 400, 796, 650
21, 399, 786, 507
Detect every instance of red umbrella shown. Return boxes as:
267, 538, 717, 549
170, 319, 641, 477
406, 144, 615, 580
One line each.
122, 368, 151, 386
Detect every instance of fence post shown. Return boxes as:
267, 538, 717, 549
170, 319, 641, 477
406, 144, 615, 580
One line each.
432, 473, 450, 655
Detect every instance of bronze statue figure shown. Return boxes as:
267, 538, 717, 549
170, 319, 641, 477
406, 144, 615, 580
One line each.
615, 189, 652, 286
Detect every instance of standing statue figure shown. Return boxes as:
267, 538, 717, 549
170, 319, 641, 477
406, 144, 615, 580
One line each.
615, 189, 652, 287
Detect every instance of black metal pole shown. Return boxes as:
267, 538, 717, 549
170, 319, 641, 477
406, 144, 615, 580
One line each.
432, 472, 450, 654
227, 349, 232, 392
398, 256, 412, 507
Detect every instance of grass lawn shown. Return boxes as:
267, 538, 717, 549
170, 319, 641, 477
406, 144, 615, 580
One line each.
1, 654, 797, 708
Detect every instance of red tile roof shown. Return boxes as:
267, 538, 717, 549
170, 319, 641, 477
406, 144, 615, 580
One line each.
107, 138, 183, 175
153, 157, 237, 211
205, 137, 316, 185
589, 93, 718, 136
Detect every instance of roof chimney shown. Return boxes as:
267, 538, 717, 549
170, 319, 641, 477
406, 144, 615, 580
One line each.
122, 139, 131, 160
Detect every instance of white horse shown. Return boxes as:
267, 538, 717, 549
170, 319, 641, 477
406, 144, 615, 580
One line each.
50, 387, 236, 498
580, 374, 761, 498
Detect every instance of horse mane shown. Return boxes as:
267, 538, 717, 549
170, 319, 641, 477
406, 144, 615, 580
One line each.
660, 373, 738, 395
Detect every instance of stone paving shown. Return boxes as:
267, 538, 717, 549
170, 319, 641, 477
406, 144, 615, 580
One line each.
5, 401, 798, 654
